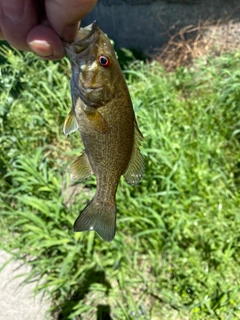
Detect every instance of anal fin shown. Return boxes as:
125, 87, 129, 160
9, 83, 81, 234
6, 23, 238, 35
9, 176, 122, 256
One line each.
71, 151, 93, 180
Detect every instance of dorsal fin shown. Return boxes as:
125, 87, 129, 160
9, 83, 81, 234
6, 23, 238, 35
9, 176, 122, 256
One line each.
124, 121, 144, 186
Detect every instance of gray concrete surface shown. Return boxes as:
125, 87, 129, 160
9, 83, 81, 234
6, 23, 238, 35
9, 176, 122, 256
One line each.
82, 0, 240, 52
0, 251, 50, 320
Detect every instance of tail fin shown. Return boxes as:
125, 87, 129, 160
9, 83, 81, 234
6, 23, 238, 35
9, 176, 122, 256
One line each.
73, 198, 116, 242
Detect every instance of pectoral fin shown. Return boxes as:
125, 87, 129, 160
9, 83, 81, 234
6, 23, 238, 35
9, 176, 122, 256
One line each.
124, 123, 144, 186
63, 109, 79, 137
83, 107, 108, 134
71, 151, 93, 180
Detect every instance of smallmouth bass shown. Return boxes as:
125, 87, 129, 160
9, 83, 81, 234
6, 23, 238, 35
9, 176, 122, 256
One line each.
63, 22, 144, 242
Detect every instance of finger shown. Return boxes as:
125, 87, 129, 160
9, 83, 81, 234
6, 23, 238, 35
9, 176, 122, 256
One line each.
0, 26, 4, 40
45, 0, 98, 42
27, 25, 65, 60
0, 0, 39, 51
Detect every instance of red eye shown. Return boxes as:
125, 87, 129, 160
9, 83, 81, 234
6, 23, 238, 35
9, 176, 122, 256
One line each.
98, 55, 111, 67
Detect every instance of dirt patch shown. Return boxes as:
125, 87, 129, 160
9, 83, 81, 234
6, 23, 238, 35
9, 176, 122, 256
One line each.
153, 18, 240, 71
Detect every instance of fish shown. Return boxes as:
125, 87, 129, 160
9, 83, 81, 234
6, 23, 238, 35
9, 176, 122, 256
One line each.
63, 22, 144, 242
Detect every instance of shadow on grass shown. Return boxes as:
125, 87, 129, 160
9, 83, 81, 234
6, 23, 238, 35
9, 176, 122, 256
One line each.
97, 305, 112, 320
56, 270, 112, 319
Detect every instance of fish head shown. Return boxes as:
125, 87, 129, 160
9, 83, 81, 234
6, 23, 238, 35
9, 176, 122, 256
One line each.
64, 22, 119, 107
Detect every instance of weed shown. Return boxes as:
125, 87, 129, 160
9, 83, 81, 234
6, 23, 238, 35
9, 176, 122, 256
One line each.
0, 46, 240, 319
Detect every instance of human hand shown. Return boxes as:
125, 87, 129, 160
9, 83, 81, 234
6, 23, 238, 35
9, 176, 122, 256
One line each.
0, 0, 97, 60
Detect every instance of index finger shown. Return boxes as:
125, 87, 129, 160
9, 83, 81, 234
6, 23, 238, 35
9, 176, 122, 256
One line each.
45, 0, 97, 42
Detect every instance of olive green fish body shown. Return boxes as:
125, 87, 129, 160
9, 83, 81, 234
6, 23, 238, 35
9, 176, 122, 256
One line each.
63, 22, 144, 241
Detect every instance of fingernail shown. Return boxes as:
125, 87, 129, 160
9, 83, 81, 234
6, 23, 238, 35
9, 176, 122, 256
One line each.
28, 40, 53, 57
1, 0, 24, 22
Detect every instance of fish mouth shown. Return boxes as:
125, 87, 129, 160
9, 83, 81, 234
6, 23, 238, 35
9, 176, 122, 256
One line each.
64, 21, 103, 108
75, 21, 98, 42
63, 21, 99, 54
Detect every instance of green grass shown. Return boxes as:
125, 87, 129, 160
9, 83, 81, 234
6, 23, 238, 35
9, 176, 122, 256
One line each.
0, 45, 240, 319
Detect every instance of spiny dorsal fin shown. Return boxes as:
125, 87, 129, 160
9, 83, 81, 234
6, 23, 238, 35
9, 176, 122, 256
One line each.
63, 109, 79, 137
71, 151, 93, 180
134, 118, 144, 141
123, 122, 144, 186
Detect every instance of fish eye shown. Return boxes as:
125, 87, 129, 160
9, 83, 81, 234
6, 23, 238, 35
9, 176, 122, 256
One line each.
98, 55, 111, 67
